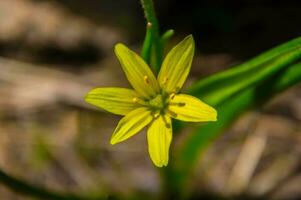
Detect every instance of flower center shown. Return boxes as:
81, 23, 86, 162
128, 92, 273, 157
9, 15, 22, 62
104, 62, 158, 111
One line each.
148, 94, 171, 112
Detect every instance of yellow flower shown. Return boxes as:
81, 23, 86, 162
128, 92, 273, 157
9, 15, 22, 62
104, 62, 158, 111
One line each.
85, 35, 217, 167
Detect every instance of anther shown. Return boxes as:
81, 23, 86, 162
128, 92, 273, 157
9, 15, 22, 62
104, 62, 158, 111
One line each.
144, 75, 150, 84
132, 97, 148, 106
173, 86, 181, 93
132, 97, 138, 103
147, 22, 152, 27
178, 102, 186, 107
169, 93, 176, 100
165, 123, 171, 128
153, 113, 160, 118
162, 77, 168, 85
167, 110, 178, 118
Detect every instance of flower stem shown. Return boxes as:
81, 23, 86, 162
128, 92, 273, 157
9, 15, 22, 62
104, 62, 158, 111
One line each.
141, 23, 153, 64
140, 0, 162, 73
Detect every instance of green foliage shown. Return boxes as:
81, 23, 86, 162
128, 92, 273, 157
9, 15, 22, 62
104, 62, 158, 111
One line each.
141, 23, 153, 65
163, 39, 301, 194
188, 36, 301, 105
1, 1, 301, 200
141, 0, 163, 73
140, 0, 301, 197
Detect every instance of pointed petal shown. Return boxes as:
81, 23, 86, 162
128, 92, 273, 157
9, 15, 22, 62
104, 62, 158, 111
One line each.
168, 94, 217, 122
111, 107, 153, 145
85, 87, 139, 115
147, 115, 172, 167
115, 43, 160, 98
158, 35, 195, 93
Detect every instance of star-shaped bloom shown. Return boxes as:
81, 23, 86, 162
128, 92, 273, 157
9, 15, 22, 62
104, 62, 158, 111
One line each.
85, 35, 217, 167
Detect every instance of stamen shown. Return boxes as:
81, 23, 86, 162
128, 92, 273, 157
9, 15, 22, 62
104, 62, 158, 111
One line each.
153, 113, 160, 118
144, 75, 150, 84
178, 102, 186, 107
162, 77, 168, 85
173, 86, 181, 93
162, 115, 171, 129
132, 97, 138, 103
169, 102, 185, 107
147, 22, 152, 27
167, 110, 178, 118
132, 97, 148, 106
169, 93, 176, 100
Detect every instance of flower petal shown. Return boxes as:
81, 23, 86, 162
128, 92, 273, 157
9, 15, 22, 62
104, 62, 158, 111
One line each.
158, 35, 195, 93
85, 87, 139, 115
147, 115, 172, 167
168, 94, 217, 122
111, 107, 153, 145
115, 43, 160, 99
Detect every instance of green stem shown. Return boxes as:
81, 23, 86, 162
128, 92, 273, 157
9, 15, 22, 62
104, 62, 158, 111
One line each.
140, 0, 162, 73
0, 168, 106, 200
141, 23, 153, 64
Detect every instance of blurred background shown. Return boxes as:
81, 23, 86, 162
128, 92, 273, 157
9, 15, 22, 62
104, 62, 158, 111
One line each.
0, 0, 301, 199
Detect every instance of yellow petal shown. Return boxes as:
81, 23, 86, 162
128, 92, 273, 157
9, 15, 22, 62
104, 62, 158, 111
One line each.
158, 35, 195, 93
115, 43, 160, 99
111, 107, 153, 145
147, 115, 172, 167
168, 94, 217, 122
85, 87, 139, 115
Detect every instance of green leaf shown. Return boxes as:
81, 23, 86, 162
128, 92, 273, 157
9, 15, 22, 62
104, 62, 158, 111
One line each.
166, 61, 301, 195
171, 36, 301, 134
160, 29, 175, 49
164, 36, 301, 196
188, 36, 301, 106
